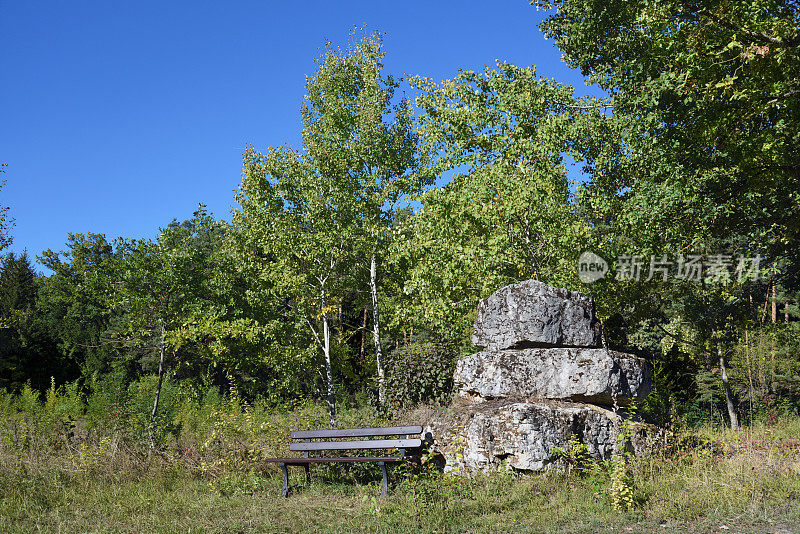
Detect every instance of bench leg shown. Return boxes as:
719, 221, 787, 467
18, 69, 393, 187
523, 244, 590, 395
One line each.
280, 463, 289, 498
304, 463, 311, 485
378, 461, 388, 497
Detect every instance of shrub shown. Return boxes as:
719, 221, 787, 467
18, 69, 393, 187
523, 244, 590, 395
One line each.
124, 375, 186, 443
84, 372, 128, 432
383, 341, 457, 411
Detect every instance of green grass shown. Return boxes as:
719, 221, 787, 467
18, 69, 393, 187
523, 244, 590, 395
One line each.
1, 385, 798, 532
2, 420, 799, 533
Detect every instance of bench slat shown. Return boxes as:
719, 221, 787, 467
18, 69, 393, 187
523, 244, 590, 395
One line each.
289, 438, 421, 451
290, 426, 423, 439
264, 457, 405, 464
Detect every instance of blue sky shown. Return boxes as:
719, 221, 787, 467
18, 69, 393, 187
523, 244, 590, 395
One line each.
1, 1, 602, 270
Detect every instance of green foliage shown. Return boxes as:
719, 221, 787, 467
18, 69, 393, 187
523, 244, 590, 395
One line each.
112, 207, 225, 354
538, 0, 800, 237
232, 30, 424, 421
124, 375, 185, 443
551, 434, 596, 475
609, 418, 637, 512
383, 341, 457, 411
106, 208, 234, 440
38, 233, 120, 378
0, 164, 11, 252
609, 455, 634, 512
43, 378, 83, 427
531, 0, 800, 430
0, 253, 68, 391
3, 20, 799, 434
395, 64, 603, 342
1, 391, 797, 532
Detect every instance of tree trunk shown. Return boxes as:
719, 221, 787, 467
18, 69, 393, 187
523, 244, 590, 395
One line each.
338, 297, 343, 339
359, 306, 368, 367
370, 252, 385, 406
150, 323, 166, 447
321, 284, 336, 426
718, 347, 739, 430
771, 282, 777, 360
744, 329, 754, 422
771, 283, 777, 322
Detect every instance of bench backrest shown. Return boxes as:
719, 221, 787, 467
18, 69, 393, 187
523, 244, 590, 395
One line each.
289, 426, 423, 456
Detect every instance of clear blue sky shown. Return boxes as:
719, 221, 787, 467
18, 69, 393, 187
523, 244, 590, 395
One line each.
1, 1, 602, 270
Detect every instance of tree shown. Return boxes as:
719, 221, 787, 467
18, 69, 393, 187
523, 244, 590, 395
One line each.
112, 208, 222, 443
0, 252, 39, 389
536, 0, 800, 281
38, 233, 120, 378
234, 32, 421, 421
0, 164, 12, 252
0, 253, 67, 391
536, 0, 800, 427
237, 146, 358, 426
298, 31, 424, 407
393, 64, 605, 344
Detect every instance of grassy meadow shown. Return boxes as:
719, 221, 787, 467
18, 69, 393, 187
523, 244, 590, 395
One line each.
1, 381, 799, 533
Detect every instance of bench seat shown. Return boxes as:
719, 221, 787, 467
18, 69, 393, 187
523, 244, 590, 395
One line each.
264, 457, 404, 464
264, 425, 423, 497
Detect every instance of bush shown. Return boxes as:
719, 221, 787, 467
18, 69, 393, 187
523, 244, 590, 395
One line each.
124, 375, 186, 443
384, 341, 457, 411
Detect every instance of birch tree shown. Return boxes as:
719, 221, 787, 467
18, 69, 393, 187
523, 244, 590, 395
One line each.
234, 32, 422, 418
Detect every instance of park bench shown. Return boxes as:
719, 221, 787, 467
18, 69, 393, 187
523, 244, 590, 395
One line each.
264, 425, 424, 497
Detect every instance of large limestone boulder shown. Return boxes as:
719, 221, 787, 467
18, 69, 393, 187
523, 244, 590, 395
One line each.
454, 347, 651, 406
422, 400, 659, 474
411, 279, 661, 476
472, 280, 601, 351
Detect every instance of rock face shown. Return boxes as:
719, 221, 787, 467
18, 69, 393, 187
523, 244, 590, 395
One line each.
425, 400, 656, 473
427, 280, 658, 475
472, 279, 602, 351
454, 348, 651, 406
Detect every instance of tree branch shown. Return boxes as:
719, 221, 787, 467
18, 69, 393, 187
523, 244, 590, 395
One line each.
306, 318, 323, 349
706, 12, 799, 49
549, 100, 614, 111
